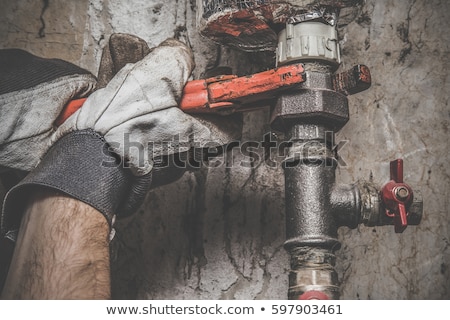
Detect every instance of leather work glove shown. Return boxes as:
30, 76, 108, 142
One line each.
1, 37, 241, 236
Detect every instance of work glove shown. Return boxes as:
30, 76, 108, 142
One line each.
0, 49, 97, 172
1, 37, 240, 235
94, 33, 240, 188
53, 38, 218, 175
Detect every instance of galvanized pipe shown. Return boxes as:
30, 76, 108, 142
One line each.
284, 151, 340, 251
283, 140, 341, 300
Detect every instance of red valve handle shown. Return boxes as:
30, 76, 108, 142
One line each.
381, 159, 414, 233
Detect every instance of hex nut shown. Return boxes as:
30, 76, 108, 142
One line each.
270, 89, 349, 132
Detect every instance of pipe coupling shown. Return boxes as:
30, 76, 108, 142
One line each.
277, 22, 341, 68
288, 247, 339, 300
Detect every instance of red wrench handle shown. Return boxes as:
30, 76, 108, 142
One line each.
179, 63, 306, 113
55, 63, 306, 126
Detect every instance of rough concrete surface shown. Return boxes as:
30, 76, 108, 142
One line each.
0, 0, 448, 299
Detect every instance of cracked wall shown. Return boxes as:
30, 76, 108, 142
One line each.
0, 0, 448, 299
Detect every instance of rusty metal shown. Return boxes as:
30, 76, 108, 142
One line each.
284, 154, 340, 250
332, 183, 361, 229
332, 64, 371, 96
198, 1, 364, 51
199, 6, 279, 52
276, 62, 364, 299
270, 70, 353, 132
269, 21, 376, 300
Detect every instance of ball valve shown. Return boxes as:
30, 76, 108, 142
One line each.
381, 159, 415, 233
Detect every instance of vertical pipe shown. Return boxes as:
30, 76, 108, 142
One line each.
284, 161, 339, 249
283, 137, 341, 300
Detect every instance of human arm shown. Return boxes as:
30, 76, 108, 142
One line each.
2, 189, 110, 299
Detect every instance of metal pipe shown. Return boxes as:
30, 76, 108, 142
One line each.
283, 143, 341, 300
288, 246, 339, 300
270, 6, 369, 298
198, 0, 422, 300
284, 147, 339, 250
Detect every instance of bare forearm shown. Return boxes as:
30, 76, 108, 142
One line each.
2, 189, 110, 299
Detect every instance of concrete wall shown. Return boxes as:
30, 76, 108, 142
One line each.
0, 0, 448, 299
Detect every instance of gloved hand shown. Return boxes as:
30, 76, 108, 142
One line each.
0, 49, 97, 172
54, 38, 217, 176
93, 33, 241, 188
1, 38, 240, 235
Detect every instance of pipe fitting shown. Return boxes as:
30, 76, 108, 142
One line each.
270, 70, 349, 133
277, 21, 341, 68
331, 184, 361, 229
359, 181, 381, 226
283, 155, 340, 251
358, 181, 423, 228
283, 154, 363, 247
287, 124, 329, 142
288, 247, 339, 300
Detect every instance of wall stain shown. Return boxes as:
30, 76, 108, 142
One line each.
182, 169, 208, 288
397, 0, 417, 63
38, 0, 49, 38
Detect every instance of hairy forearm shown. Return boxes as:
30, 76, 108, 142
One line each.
2, 189, 110, 299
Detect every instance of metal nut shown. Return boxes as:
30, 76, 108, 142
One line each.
395, 186, 409, 201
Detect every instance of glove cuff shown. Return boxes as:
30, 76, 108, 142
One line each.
1, 129, 151, 233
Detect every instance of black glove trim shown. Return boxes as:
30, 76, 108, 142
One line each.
0, 49, 93, 95
1, 129, 151, 234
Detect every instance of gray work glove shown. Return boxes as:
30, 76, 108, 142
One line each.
53, 38, 223, 176
0, 49, 97, 172
1, 38, 240, 234
94, 33, 241, 188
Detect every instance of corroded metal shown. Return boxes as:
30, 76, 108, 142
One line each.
197, 0, 364, 51
332, 64, 372, 96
